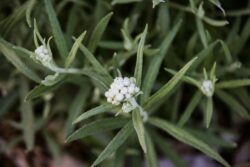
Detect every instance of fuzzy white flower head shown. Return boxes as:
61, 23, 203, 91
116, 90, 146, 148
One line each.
201, 80, 214, 97
105, 77, 141, 106
34, 45, 52, 63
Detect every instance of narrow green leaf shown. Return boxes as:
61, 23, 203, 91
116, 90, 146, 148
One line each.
187, 129, 237, 148
234, 16, 250, 56
149, 117, 230, 167
216, 79, 250, 89
67, 118, 128, 142
144, 57, 197, 110
142, 19, 182, 102
25, 0, 36, 27
191, 40, 231, 70
210, 62, 217, 82
132, 109, 147, 153
189, 0, 196, 11
20, 78, 35, 151
156, 3, 170, 37
79, 43, 112, 83
205, 97, 213, 128
165, 68, 201, 88
134, 25, 147, 87
44, 0, 68, 59
196, 16, 208, 48
73, 104, 114, 124
145, 130, 159, 167
203, 17, 229, 27
25, 83, 60, 101
98, 41, 124, 50
65, 31, 86, 67
215, 89, 250, 119
121, 19, 134, 50
88, 12, 113, 53
44, 132, 61, 162
112, 144, 127, 167
178, 91, 202, 127
91, 121, 133, 167
112, 0, 142, 5
0, 39, 41, 83
0, 1, 28, 36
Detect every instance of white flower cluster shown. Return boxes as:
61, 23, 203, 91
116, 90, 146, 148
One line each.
105, 77, 140, 105
34, 45, 52, 63
201, 80, 214, 97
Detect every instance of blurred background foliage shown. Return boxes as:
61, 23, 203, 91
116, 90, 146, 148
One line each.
1, 0, 250, 167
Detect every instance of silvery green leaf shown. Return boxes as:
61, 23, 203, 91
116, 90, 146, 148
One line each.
149, 117, 230, 167
91, 121, 133, 167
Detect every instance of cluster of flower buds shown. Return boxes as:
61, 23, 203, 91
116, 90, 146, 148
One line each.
34, 45, 52, 63
105, 77, 140, 105
201, 80, 214, 97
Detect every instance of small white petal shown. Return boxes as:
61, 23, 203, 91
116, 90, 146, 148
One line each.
109, 90, 116, 97
128, 85, 135, 93
110, 83, 116, 89
114, 77, 123, 83
115, 83, 123, 89
120, 87, 128, 94
115, 93, 124, 102
112, 88, 119, 94
123, 77, 130, 86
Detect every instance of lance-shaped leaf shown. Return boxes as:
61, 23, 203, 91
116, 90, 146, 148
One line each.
20, 78, 35, 151
67, 118, 128, 142
79, 43, 112, 84
142, 19, 182, 102
25, 82, 62, 101
205, 97, 213, 128
187, 129, 237, 148
73, 104, 115, 124
132, 109, 147, 153
145, 130, 159, 167
91, 121, 133, 167
149, 117, 230, 167
0, 39, 41, 83
65, 31, 86, 67
134, 25, 148, 87
216, 79, 250, 89
144, 57, 197, 110
178, 91, 202, 127
25, 0, 36, 27
112, 0, 142, 5
88, 12, 113, 53
44, 0, 68, 59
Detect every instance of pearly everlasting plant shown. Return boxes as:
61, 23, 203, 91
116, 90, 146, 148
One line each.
1, 1, 250, 167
